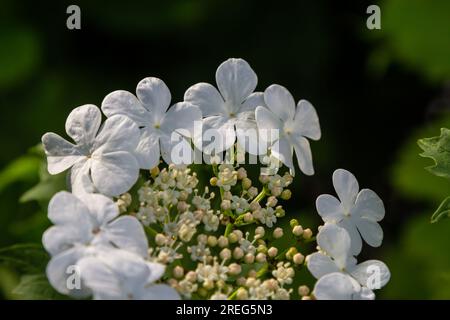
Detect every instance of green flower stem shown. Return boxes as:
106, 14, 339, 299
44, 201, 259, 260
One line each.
251, 187, 268, 205
144, 225, 158, 237
256, 263, 269, 278
227, 287, 241, 300
224, 222, 234, 237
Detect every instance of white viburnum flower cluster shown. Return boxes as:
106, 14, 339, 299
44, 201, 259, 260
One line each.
40, 58, 389, 300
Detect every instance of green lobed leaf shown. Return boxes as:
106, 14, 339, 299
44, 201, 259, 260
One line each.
418, 128, 450, 179
431, 196, 450, 223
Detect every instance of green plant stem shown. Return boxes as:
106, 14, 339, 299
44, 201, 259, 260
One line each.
224, 223, 234, 237
251, 187, 268, 205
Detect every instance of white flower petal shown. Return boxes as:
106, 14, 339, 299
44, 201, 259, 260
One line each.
255, 106, 282, 145
313, 273, 357, 300
90, 151, 139, 197
70, 159, 96, 195
198, 116, 236, 154
184, 82, 226, 116
42, 133, 84, 174
307, 253, 340, 279
338, 218, 362, 255
263, 84, 295, 122
94, 115, 140, 153
332, 169, 359, 210
354, 189, 385, 221
235, 114, 263, 156
80, 193, 119, 226
355, 217, 383, 248
315, 194, 344, 223
241, 92, 265, 112
65, 104, 101, 147
146, 262, 166, 283
271, 137, 294, 173
47, 191, 90, 225
349, 260, 391, 289
161, 102, 202, 137
46, 247, 90, 297
216, 58, 257, 106
293, 100, 321, 140
105, 216, 148, 258
101, 90, 149, 126
140, 284, 180, 300
316, 224, 351, 269
136, 77, 171, 119
292, 136, 314, 175
42, 225, 91, 256
134, 127, 161, 169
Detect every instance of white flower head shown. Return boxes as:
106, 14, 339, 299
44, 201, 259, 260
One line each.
184, 58, 266, 155
316, 169, 385, 254
102, 77, 202, 168
42, 105, 140, 197
313, 272, 375, 300
255, 84, 321, 175
77, 249, 180, 300
43, 191, 148, 296
307, 224, 390, 299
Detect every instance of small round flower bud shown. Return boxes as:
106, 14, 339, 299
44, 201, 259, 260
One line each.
177, 201, 189, 212
237, 277, 246, 286
221, 199, 231, 210
228, 232, 238, 244
267, 247, 278, 258
244, 253, 255, 264
197, 288, 208, 297
237, 168, 247, 180
155, 233, 166, 246
173, 266, 184, 279
233, 230, 244, 242
210, 177, 218, 186
290, 219, 299, 228
292, 225, 304, 236
293, 253, 305, 265
150, 166, 160, 178
233, 247, 244, 260
281, 189, 292, 200
298, 285, 310, 297
271, 186, 282, 197
256, 252, 267, 263
185, 271, 197, 282
301, 296, 312, 300
273, 227, 284, 239
266, 196, 278, 207
255, 226, 265, 238
242, 177, 252, 189
197, 234, 208, 244
275, 206, 285, 217
259, 175, 270, 184
228, 263, 242, 275
257, 244, 267, 254
243, 212, 253, 222
207, 235, 218, 247
179, 190, 189, 201
223, 191, 232, 200
248, 270, 257, 278
303, 228, 313, 240
250, 201, 261, 212
167, 278, 178, 287
218, 236, 229, 248
248, 187, 258, 198
203, 279, 214, 290
286, 247, 298, 260
220, 248, 232, 261
236, 288, 248, 300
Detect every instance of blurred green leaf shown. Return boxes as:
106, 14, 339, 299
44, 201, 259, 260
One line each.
380, 0, 450, 82
13, 274, 65, 300
0, 156, 40, 193
418, 128, 450, 179
431, 196, 450, 223
0, 243, 49, 274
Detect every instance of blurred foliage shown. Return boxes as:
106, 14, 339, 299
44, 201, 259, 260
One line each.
374, 0, 450, 82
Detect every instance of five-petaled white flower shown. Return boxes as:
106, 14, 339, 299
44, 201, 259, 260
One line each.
102, 77, 202, 168
77, 249, 180, 300
42, 104, 140, 197
313, 272, 375, 300
184, 58, 266, 155
43, 191, 148, 296
307, 224, 390, 299
255, 84, 321, 175
315, 169, 385, 254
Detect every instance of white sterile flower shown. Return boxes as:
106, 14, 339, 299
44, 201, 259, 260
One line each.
315, 169, 385, 254
255, 85, 321, 175
307, 224, 390, 297
313, 272, 375, 300
102, 77, 202, 168
184, 58, 266, 155
43, 191, 148, 296
77, 249, 180, 300
42, 105, 140, 197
